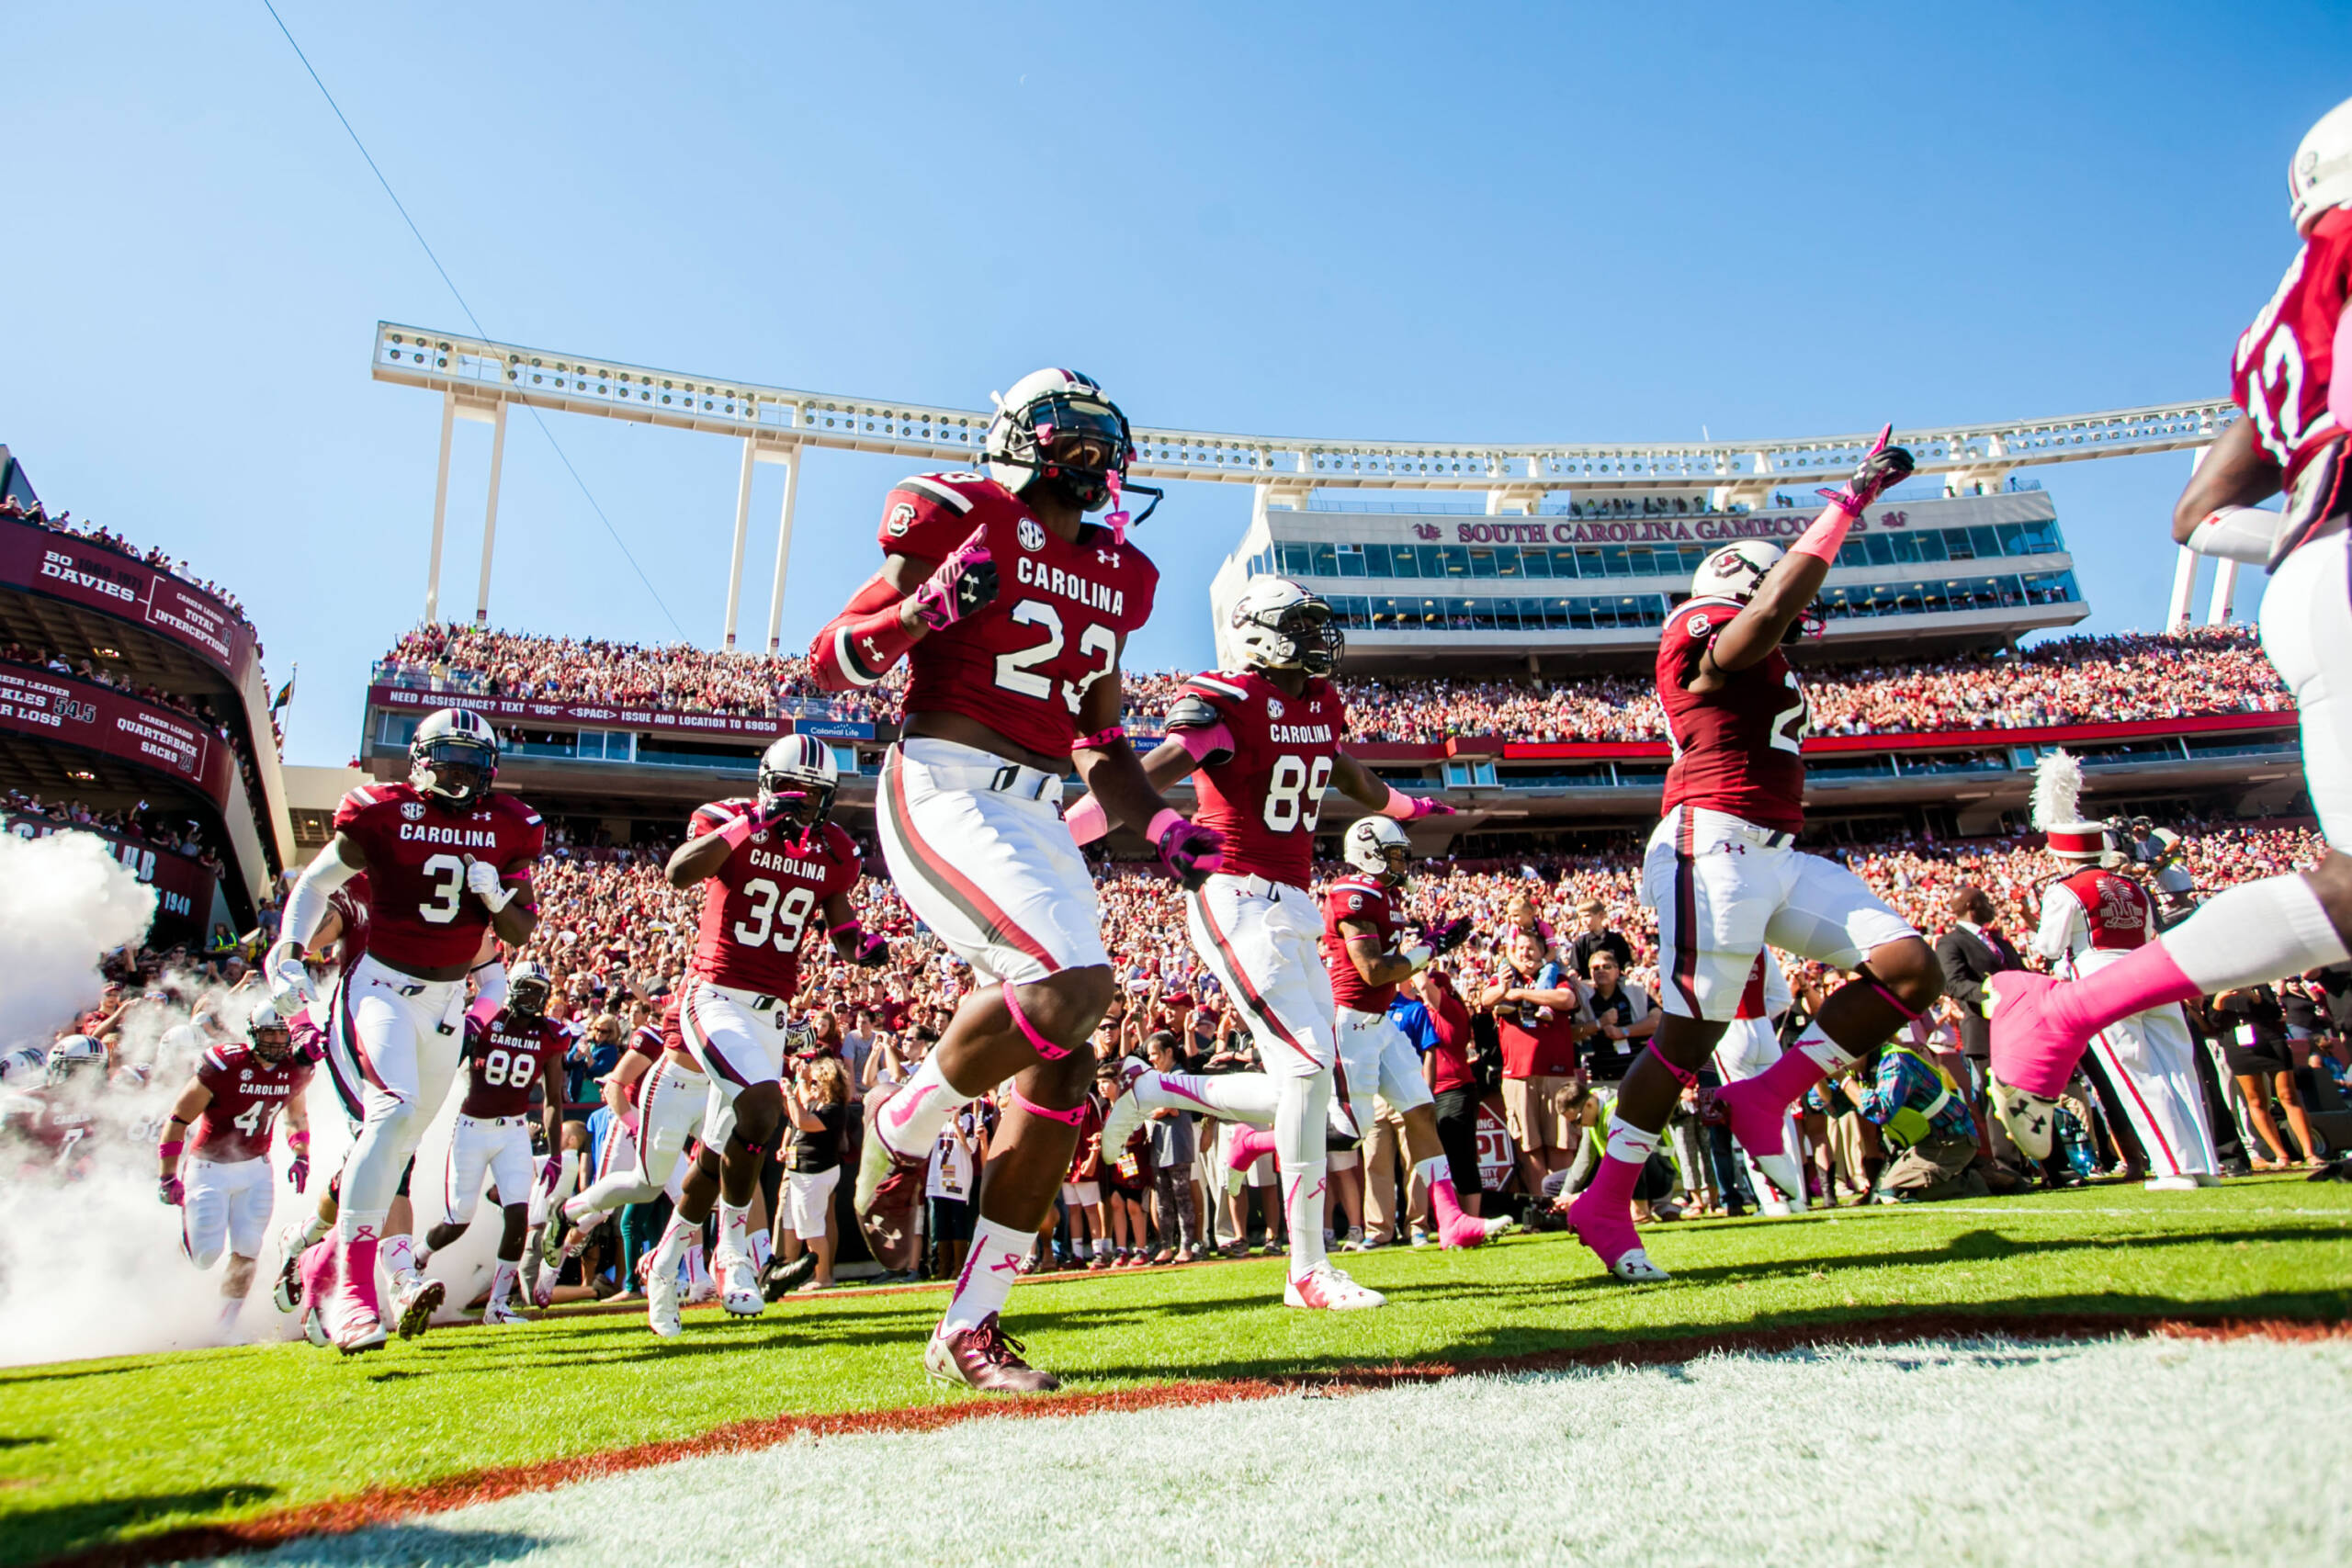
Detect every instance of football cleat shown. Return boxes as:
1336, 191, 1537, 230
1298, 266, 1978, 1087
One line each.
1283, 1262, 1385, 1311
1711, 1077, 1807, 1203
764, 1250, 820, 1301
481, 1296, 528, 1327
924, 1314, 1059, 1393
390, 1275, 445, 1340
646, 1271, 683, 1338
271, 1250, 304, 1315
2143, 1174, 2200, 1192
1987, 1073, 2060, 1162
1566, 1190, 1671, 1283
854, 1106, 930, 1218
1441, 1213, 1518, 1249
1097, 1059, 1152, 1156
715, 1250, 764, 1317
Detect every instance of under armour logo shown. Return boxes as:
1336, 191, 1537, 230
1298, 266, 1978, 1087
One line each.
1096, 547, 1122, 568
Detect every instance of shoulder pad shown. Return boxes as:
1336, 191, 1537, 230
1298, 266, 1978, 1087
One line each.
1163, 694, 1229, 731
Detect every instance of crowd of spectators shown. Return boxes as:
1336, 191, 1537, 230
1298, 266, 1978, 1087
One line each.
2, 787, 225, 875
1, 641, 269, 818
379, 623, 2290, 748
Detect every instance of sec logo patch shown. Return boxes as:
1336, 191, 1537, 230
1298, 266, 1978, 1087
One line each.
1017, 517, 1046, 552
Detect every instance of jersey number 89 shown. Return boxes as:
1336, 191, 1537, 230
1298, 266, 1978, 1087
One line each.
1263, 755, 1332, 832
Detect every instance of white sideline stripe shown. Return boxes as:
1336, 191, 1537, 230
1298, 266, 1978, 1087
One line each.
196, 1336, 2352, 1567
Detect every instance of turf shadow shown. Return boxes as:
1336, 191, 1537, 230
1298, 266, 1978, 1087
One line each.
1, 1484, 276, 1568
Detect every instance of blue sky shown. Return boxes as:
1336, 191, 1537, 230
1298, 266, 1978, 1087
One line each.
5, 2, 2347, 765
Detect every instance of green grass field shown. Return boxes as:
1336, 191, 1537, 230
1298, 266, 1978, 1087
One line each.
3, 1177, 2346, 1567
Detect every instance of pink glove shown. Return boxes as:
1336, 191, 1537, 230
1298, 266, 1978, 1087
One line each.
1151, 811, 1225, 891
288, 1156, 310, 1192
1424, 916, 1474, 954
908, 526, 1000, 631
1380, 784, 1454, 820
852, 931, 890, 967
1815, 423, 1915, 514
158, 1176, 184, 1206
538, 1155, 563, 1190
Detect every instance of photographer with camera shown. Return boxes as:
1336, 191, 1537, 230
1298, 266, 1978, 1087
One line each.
776, 1050, 852, 1293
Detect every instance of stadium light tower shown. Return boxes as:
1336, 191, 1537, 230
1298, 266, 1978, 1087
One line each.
371, 321, 2243, 649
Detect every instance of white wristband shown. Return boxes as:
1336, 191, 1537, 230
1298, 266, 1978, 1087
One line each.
1402, 944, 1434, 974
2185, 504, 2289, 565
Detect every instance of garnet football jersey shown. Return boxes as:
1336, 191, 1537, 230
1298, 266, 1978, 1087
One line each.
1657, 596, 1808, 833
2050, 868, 2154, 955
334, 784, 545, 971
457, 998, 567, 1119
189, 1043, 311, 1163
1322, 874, 1404, 1012
1169, 669, 1344, 889
2233, 206, 2352, 508
684, 804, 862, 998
878, 472, 1160, 759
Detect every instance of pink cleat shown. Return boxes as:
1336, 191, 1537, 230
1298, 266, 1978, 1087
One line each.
1566, 1189, 1669, 1283
1983, 971, 2086, 1161
1712, 1077, 1806, 1201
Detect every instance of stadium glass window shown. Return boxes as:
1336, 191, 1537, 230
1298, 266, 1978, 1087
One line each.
1334, 542, 1369, 578
1836, 538, 1868, 568
1862, 534, 1897, 567
1521, 548, 1553, 580
1310, 542, 1339, 576
1414, 544, 1446, 577
1597, 545, 1632, 577
1412, 596, 1444, 627
1941, 528, 1976, 560
1327, 595, 1371, 628
2021, 570, 2081, 604
2019, 519, 2064, 554
1364, 546, 1395, 579
1440, 546, 1472, 577
1544, 548, 1577, 579
1573, 547, 1606, 578
1996, 523, 2028, 557
1517, 597, 1549, 628
1968, 526, 2003, 559
1914, 529, 1949, 563
1467, 547, 1500, 580
1278, 542, 1315, 575
1493, 546, 1522, 578
1623, 545, 1657, 576
1487, 599, 1520, 630
1883, 530, 1923, 564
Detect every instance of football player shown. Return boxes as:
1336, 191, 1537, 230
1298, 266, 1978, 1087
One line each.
1570, 429, 1943, 1283
1072, 580, 1490, 1307
264, 707, 544, 1352
811, 368, 1219, 1392
1986, 97, 2352, 1153
537, 997, 677, 1301
631, 735, 888, 1336
414, 959, 567, 1324
157, 1001, 311, 1337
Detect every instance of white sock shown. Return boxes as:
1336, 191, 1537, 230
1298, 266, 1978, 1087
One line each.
1789, 1019, 1856, 1075
298, 1212, 331, 1247
749, 1230, 773, 1272
685, 1236, 712, 1289
716, 1201, 752, 1264
651, 1213, 695, 1279
410, 1242, 433, 1271
1141, 1071, 1278, 1126
379, 1234, 418, 1284
1076, 1238, 1093, 1261
943, 1216, 1030, 1334
491, 1258, 518, 1310
875, 1056, 968, 1160
1283, 1158, 1329, 1280
2165, 875, 2351, 992
1606, 1118, 1663, 1163
217, 1296, 242, 1330
1413, 1154, 1449, 1191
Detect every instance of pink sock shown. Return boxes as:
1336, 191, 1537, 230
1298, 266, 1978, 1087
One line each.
1227, 1127, 1277, 1173
2055, 942, 2202, 1035
1429, 1176, 1487, 1247
1581, 1148, 1644, 1214
1743, 1041, 1832, 1111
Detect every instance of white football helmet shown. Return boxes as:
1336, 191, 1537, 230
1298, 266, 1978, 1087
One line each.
246, 1000, 294, 1063
756, 734, 840, 830
46, 1033, 106, 1086
983, 368, 1136, 512
2290, 95, 2352, 234
1342, 816, 1412, 883
1229, 578, 1344, 675
506, 959, 554, 1019
0, 1046, 45, 1088
1690, 540, 1784, 604
410, 707, 499, 808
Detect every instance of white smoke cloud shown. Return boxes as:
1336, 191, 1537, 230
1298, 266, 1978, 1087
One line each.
0, 832, 156, 1052
0, 832, 310, 1364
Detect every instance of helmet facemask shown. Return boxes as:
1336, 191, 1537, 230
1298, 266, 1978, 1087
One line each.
509, 973, 552, 1021
250, 1019, 293, 1065
1243, 596, 1344, 676
412, 735, 496, 809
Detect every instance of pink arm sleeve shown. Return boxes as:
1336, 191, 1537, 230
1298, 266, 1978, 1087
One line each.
2334, 304, 2352, 434
1064, 722, 1234, 846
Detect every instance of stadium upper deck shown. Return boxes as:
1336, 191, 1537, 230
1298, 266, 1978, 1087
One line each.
0, 446, 293, 936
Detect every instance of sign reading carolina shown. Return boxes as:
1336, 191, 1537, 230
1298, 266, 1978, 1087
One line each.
0, 518, 258, 682
0, 662, 232, 807
1453, 511, 1908, 546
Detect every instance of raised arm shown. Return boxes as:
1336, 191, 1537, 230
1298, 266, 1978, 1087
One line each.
2173, 415, 2288, 557
1696, 428, 1914, 682
1069, 651, 1223, 888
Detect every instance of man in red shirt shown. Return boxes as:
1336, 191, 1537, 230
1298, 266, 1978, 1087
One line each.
1568, 434, 1945, 1286
157, 1001, 311, 1339
1479, 931, 1588, 1200
811, 369, 1219, 1390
